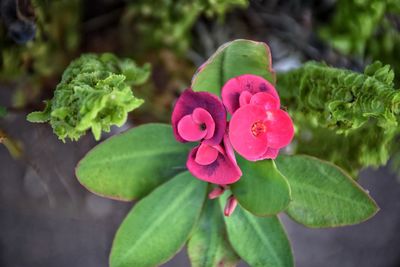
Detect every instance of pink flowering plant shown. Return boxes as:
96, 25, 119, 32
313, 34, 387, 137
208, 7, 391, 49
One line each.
76, 40, 379, 267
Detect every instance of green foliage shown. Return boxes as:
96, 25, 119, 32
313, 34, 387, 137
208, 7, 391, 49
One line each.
123, 0, 248, 53
276, 155, 378, 228
367, 16, 400, 86
221, 194, 294, 267
231, 157, 291, 216
319, 0, 400, 85
76, 124, 192, 201
110, 171, 207, 267
192, 39, 275, 95
277, 61, 400, 175
188, 199, 239, 267
0, 106, 6, 118
27, 53, 150, 141
73, 40, 382, 267
319, 0, 400, 55
0, 0, 80, 80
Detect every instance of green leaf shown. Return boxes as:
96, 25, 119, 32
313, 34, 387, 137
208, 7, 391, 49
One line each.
221, 195, 293, 267
188, 199, 239, 267
76, 123, 192, 201
191, 39, 275, 95
275, 155, 379, 228
110, 171, 207, 267
26, 111, 50, 122
231, 158, 291, 216
0, 106, 6, 118
27, 101, 51, 122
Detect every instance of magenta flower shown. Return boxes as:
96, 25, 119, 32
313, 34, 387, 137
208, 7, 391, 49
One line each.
224, 195, 238, 217
171, 74, 293, 189
186, 134, 242, 185
221, 74, 280, 115
229, 92, 294, 161
172, 88, 226, 145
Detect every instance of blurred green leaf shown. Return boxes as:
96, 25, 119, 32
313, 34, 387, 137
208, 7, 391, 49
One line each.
191, 39, 275, 96
231, 158, 291, 216
0, 106, 6, 118
188, 199, 239, 267
110, 171, 207, 267
221, 195, 293, 267
0, 130, 23, 159
76, 124, 192, 201
123, 0, 248, 53
319, 0, 400, 56
275, 155, 379, 228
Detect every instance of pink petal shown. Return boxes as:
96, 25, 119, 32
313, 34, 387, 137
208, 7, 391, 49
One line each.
259, 147, 280, 160
171, 88, 226, 145
243, 147, 280, 161
195, 143, 219, 165
250, 92, 280, 111
264, 109, 294, 149
187, 145, 242, 185
224, 195, 238, 217
229, 105, 269, 161
208, 186, 226, 199
192, 108, 215, 140
222, 74, 280, 114
223, 131, 237, 164
239, 91, 253, 107
177, 114, 207, 142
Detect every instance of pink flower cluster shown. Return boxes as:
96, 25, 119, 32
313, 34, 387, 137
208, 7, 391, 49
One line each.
172, 74, 294, 186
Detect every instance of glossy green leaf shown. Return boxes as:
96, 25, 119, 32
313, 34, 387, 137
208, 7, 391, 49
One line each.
221, 195, 293, 267
275, 155, 379, 228
188, 198, 239, 267
110, 171, 207, 267
231, 158, 291, 216
76, 123, 192, 201
191, 39, 275, 95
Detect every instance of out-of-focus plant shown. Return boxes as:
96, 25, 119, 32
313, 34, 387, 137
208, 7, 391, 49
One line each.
27, 53, 150, 141
0, 0, 36, 45
278, 61, 400, 176
121, 0, 248, 53
0, 0, 81, 106
0, 106, 6, 118
319, 0, 400, 85
367, 15, 400, 86
319, 0, 397, 55
0, 129, 23, 158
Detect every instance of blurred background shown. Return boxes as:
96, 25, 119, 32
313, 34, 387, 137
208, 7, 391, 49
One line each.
1, 0, 400, 266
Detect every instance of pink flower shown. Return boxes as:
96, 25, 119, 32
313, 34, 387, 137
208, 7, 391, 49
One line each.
224, 195, 238, 217
186, 134, 242, 184
172, 89, 226, 145
221, 74, 280, 115
229, 92, 294, 161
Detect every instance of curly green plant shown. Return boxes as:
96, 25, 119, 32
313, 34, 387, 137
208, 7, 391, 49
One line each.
27, 53, 150, 141
277, 61, 400, 175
